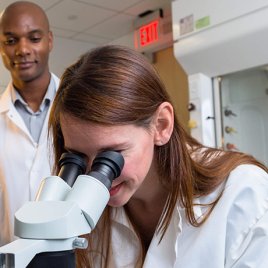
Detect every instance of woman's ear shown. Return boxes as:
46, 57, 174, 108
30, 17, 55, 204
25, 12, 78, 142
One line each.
153, 102, 174, 146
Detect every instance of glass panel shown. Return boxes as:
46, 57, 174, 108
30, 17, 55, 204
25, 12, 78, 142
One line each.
220, 65, 268, 165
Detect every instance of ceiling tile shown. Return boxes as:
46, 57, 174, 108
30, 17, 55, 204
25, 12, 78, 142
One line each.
50, 27, 77, 38
72, 33, 111, 45
45, 0, 116, 32
0, 0, 172, 46
86, 13, 135, 39
74, 0, 142, 12
0, 0, 62, 11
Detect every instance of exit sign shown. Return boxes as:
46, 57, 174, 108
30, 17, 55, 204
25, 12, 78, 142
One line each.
139, 20, 159, 47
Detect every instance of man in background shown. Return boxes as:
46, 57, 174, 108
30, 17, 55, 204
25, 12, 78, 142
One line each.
0, 1, 59, 245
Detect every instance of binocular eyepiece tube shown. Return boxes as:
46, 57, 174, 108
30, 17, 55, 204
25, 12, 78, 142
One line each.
58, 151, 124, 189
58, 153, 87, 187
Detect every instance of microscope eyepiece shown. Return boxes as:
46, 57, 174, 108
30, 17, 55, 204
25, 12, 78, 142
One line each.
89, 151, 124, 190
57, 151, 124, 190
58, 152, 87, 186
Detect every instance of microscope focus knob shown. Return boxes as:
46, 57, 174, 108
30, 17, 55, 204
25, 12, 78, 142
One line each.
73, 237, 88, 249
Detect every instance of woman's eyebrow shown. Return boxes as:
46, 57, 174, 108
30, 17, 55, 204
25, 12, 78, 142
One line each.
64, 147, 86, 156
99, 142, 128, 151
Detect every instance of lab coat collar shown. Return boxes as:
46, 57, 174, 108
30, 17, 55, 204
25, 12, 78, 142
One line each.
109, 203, 187, 267
110, 199, 205, 267
0, 82, 13, 113
0, 73, 59, 114
143, 205, 182, 267
144, 202, 205, 267
111, 206, 133, 230
0, 82, 28, 136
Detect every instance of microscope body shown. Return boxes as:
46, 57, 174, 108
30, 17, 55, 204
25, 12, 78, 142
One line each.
0, 151, 124, 268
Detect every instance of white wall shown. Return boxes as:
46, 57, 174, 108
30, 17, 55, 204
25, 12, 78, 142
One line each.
0, 36, 95, 94
50, 36, 96, 78
109, 32, 135, 49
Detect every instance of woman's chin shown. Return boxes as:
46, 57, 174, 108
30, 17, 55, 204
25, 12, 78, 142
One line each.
108, 198, 125, 207
108, 190, 129, 207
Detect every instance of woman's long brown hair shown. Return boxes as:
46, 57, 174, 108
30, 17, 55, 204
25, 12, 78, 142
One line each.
48, 45, 268, 267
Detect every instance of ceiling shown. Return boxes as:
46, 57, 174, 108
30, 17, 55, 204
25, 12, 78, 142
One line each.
0, 0, 172, 46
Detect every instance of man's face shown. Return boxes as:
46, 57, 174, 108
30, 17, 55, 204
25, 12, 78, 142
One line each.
0, 9, 53, 84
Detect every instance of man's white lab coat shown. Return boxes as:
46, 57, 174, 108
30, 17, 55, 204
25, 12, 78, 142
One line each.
0, 73, 59, 246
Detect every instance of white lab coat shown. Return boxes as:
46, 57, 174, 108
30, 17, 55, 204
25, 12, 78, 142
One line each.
109, 164, 268, 267
0, 73, 59, 246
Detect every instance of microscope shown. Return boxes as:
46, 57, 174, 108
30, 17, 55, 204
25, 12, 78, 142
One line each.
0, 150, 124, 267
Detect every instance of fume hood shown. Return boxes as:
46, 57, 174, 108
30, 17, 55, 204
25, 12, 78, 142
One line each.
172, 0, 268, 165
